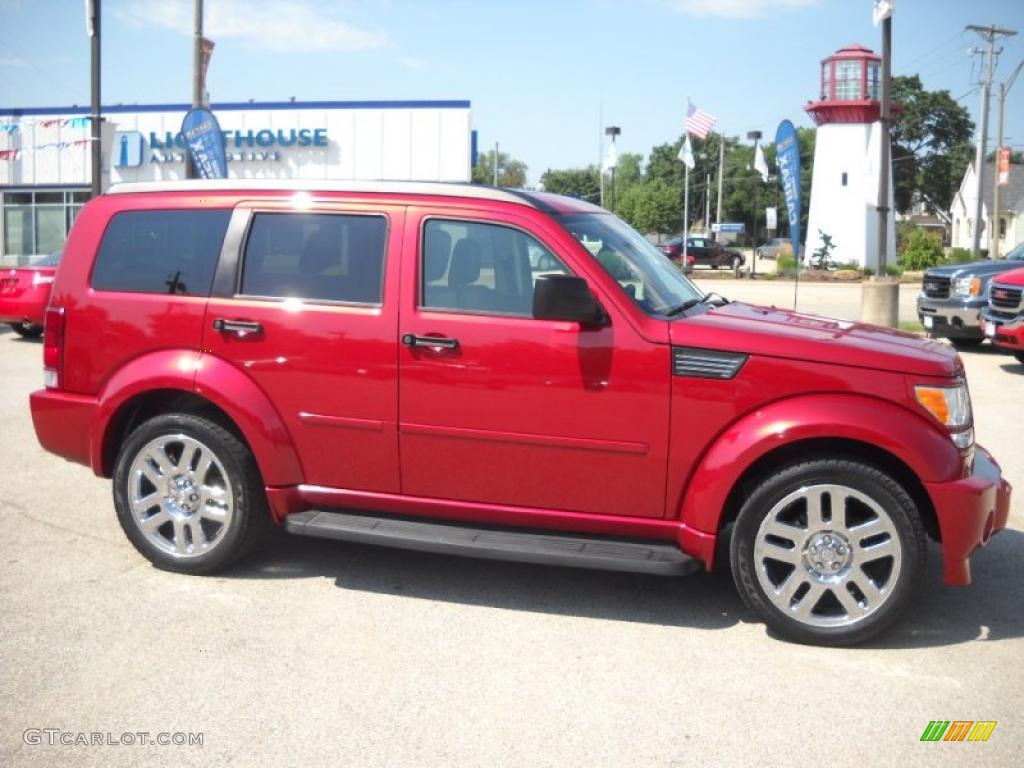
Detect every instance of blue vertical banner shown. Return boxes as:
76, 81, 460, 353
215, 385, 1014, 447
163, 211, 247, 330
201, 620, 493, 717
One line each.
181, 107, 227, 179
774, 119, 802, 260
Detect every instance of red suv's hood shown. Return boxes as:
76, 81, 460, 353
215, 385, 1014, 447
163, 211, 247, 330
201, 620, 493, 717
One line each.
992, 265, 1024, 288
672, 302, 960, 377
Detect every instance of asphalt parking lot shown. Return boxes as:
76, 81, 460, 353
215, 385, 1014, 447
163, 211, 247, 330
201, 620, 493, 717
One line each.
1, 286, 1022, 768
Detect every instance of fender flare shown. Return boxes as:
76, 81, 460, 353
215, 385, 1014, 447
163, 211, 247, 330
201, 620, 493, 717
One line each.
676, 393, 960, 535
92, 350, 303, 487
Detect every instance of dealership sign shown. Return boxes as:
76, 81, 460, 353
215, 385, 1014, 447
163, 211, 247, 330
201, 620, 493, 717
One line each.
115, 127, 330, 167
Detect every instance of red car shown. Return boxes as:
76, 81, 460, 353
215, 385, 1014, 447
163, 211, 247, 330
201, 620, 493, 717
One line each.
981, 266, 1024, 364
0, 251, 61, 338
29, 180, 1010, 646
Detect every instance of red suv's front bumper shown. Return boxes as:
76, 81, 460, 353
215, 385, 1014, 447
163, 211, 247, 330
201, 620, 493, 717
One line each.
980, 308, 1024, 352
925, 445, 1011, 585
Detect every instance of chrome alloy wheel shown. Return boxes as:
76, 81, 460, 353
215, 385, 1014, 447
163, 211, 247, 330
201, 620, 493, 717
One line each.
753, 484, 903, 628
127, 434, 234, 559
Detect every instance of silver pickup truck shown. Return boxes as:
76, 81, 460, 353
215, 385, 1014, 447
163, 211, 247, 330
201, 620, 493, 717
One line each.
917, 243, 1024, 347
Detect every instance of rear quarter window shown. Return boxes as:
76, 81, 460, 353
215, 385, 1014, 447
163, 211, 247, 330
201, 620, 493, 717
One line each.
91, 209, 231, 295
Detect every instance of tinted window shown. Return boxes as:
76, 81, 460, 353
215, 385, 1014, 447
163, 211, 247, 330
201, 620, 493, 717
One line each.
241, 213, 387, 304
92, 210, 230, 295
421, 219, 569, 316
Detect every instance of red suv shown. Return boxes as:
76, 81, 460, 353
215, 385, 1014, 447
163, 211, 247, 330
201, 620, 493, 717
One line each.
30, 180, 1011, 646
981, 266, 1024, 364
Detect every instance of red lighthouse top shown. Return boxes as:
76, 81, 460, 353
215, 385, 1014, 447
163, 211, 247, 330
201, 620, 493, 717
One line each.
805, 44, 884, 125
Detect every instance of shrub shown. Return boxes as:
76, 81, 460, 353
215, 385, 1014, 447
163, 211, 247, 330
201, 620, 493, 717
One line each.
886, 264, 903, 277
948, 247, 973, 263
900, 228, 943, 271
777, 254, 796, 275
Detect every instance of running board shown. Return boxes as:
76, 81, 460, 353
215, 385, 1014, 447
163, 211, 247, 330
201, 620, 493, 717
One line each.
285, 509, 701, 576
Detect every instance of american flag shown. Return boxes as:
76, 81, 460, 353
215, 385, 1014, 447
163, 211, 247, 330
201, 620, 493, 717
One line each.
685, 100, 717, 139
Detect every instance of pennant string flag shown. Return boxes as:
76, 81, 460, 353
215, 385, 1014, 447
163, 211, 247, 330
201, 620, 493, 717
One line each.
685, 100, 717, 139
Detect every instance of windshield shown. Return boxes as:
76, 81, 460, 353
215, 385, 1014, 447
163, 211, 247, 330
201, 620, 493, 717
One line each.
1005, 243, 1024, 261
557, 213, 702, 316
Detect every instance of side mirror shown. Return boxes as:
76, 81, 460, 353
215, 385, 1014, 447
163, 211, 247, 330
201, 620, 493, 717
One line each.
533, 275, 606, 326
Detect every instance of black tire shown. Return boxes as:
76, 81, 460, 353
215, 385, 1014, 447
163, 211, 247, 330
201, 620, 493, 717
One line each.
10, 322, 43, 339
1014, 352, 1024, 365
730, 459, 926, 646
113, 413, 270, 574
950, 337, 984, 349
711, 263, 719, 270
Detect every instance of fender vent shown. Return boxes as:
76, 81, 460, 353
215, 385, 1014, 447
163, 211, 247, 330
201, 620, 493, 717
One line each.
672, 347, 748, 380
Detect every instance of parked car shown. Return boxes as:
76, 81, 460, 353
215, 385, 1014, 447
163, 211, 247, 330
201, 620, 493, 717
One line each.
660, 236, 744, 270
980, 265, 1024, 365
755, 238, 792, 260
30, 180, 1010, 646
917, 243, 1024, 348
0, 251, 61, 338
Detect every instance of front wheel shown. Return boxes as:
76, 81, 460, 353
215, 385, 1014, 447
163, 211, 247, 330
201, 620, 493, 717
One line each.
730, 459, 926, 646
113, 413, 269, 574
10, 322, 43, 338
1014, 352, 1024, 365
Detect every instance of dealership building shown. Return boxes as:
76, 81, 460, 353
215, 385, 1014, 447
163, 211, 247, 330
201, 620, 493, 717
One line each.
0, 99, 473, 264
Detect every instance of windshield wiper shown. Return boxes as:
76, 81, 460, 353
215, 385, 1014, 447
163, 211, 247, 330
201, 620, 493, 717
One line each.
662, 291, 731, 317
702, 292, 730, 306
662, 299, 702, 317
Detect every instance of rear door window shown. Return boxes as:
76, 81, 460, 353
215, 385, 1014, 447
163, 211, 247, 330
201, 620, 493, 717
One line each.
240, 212, 387, 304
91, 210, 231, 295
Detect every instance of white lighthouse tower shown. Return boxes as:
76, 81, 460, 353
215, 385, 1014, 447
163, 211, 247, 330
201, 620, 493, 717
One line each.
805, 44, 895, 271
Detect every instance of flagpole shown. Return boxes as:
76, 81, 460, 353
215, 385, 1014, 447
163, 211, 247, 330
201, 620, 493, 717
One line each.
683, 162, 690, 260
704, 172, 711, 232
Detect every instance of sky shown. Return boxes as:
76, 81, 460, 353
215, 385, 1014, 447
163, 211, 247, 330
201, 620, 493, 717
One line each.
0, 0, 1022, 185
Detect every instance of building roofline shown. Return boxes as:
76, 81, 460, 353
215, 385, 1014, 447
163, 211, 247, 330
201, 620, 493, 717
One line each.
0, 99, 471, 118
105, 179, 535, 207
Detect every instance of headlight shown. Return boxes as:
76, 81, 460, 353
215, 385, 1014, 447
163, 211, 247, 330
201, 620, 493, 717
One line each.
915, 383, 972, 429
952, 276, 980, 298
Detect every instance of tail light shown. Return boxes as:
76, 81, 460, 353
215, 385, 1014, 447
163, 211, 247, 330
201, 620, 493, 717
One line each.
687, 254, 696, 265
43, 306, 65, 389
32, 271, 56, 287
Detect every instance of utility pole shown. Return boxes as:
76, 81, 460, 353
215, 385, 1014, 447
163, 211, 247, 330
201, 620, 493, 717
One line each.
598, 103, 605, 207
876, 11, 892, 275
87, 0, 101, 198
966, 24, 1017, 257
493, 142, 499, 186
186, 0, 204, 179
704, 172, 711, 232
992, 57, 1024, 259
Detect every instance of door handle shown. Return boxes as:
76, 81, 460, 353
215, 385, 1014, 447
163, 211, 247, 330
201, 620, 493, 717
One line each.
213, 318, 263, 337
401, 333, 459, 350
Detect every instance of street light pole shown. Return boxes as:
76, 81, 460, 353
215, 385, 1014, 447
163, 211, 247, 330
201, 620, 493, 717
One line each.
747, 130, 762, 278
605, 126, 621, 210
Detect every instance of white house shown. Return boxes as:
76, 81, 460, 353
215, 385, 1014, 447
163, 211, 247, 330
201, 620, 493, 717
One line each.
950, 161, 1023, 254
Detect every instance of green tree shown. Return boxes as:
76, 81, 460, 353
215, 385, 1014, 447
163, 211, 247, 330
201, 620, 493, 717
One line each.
616, 181, 682, 235
890, 75, 975, 214
539, 166, 601, 204
472, 150, 528, 188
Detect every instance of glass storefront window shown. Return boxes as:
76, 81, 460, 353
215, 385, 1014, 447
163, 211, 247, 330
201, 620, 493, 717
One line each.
2, 189, 89, 263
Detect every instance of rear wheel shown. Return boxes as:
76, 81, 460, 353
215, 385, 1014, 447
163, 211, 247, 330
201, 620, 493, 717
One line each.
1014, 352, 1024, 365
10, 322, 43, 338
113, 413, 269, 574
730, 459, 925, 646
